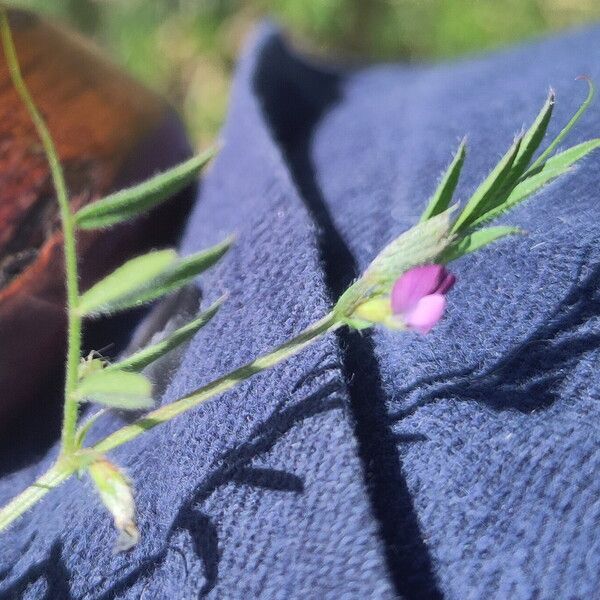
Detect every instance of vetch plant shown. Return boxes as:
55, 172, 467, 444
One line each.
0, 8, 598, 549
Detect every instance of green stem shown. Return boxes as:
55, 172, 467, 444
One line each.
0, 10, 82, 453
94, 312, 341, 453
0, 460, 73, 532
0, 311, 341, 532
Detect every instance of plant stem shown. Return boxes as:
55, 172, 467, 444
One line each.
0, 460, 73, 532
0, 10, 82, 453
0, 311, 341, 532
94, 311, 341, 453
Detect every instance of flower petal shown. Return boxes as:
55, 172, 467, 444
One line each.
437, 272, 456, 295
391, 264, 446, 313
404, 293, 447, 334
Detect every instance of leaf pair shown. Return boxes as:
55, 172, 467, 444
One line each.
449, 89, 556, 233
469, 137, 600, 228
71, 144, 231, 316
71, 146, 230, 444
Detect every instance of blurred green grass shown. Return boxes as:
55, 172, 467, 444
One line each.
10, 0, 600, 148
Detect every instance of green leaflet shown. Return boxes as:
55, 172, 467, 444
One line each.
510, 90, 555, 179
471, 92, 554, 221
452, 135, 523, 233
439, 92, 552, 233
525, 77, 595, 177
453, 82, 597, 232
75, 149, 215, 229
107, 297, 224, 373
471, 139, 600, 228
78, 237, 232, 317
77, 249, 178, 316
440, 226, 522, 263
105, 238, 232, 314
75, 370, 153, 410
419, 138, 466, 222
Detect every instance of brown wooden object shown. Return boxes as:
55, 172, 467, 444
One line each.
0, 10, 195, 424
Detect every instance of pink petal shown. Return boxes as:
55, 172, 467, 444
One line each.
404, 293, 447, 334
391, 265, 446, 314
437, 272, 456, 295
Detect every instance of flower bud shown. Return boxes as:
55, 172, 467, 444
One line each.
390, 264, 455, 333
88, 458, 139, 552
343, 264, 455, 334
335, 208, 455, 331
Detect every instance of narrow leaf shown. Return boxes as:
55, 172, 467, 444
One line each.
124, 237, 232, 306
107, 297, 224, 373
511, 90, 555, 178
75, 370, 153, 410
75, 149, 215, 229
526, 77, 595, 176
420, 138, 466, 222
452, 135, 523, 233
91, 237, 231, 316
79, 237, 232, 317
471, 138, 600, 228
441, 226, 523, 263
454, 94, 553, 233
78, 249, 177, 316
478, 92, 555, 218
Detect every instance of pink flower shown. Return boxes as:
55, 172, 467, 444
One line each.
391, 264, 455, 334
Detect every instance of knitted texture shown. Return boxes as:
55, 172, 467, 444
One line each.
1, 23, 600, 599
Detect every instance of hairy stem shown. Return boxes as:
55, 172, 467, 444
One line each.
0, 311, 340, 531
0, 461, 73, 532
94, 312, 341, 452
0, 10, 82, 453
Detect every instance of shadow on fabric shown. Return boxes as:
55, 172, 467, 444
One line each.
252, 34, 444, 600
0, 382, 343, 599
389, 257, 600, 422
0, 541, 73, 600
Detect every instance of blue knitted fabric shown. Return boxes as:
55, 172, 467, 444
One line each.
1, 23, 600, 599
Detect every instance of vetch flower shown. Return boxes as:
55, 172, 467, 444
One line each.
390, 264, 455, 334
350, 264, 455, 333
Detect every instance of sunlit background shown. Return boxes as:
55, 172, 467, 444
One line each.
12, 0, 600, 148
